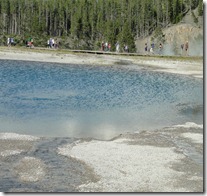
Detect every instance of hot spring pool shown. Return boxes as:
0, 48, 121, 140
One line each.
0, 60, 203, 139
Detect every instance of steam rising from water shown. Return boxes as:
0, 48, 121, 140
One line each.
162, 39, 203, 56
162, 32, 203, 56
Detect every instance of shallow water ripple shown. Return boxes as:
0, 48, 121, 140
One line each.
0, 60, 203, 139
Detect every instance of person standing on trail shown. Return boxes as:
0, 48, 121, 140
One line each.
181, 44, 184, 55
151, 43, 155, 50
105, 42, 108, 51
159, 43, 163, 54
148, 43, 154, 54
144, 43, 148, 54
108, 43, 111, 51
184, 41, 189, 56
52, 38, 55, 48
47, 40, 50, 48
115, 42, 120, 53
7, 37, 10, 47
125, 45, 129, 53
101, 41, 104, 51
150, 47, 154, 54
10, 38, 14, 46
49, 38, 53, 48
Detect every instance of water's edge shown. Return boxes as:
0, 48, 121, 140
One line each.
0, 122, 203, 192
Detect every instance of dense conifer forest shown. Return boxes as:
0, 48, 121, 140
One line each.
0, 0, 203, 51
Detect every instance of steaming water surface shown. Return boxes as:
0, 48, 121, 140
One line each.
0, 60, 203, 139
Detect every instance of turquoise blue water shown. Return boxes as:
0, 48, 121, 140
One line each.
0, 60, 203, 139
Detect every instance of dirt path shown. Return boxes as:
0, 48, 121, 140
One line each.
0, 46, 203, 78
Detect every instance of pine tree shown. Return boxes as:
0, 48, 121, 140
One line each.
198, 0, 203, 16
118, 21, 136, 52
0, 0, 202, 50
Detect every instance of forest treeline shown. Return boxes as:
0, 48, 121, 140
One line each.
0, 0, 203, 51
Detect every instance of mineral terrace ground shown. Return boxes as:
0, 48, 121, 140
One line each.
0, 123, 203, 192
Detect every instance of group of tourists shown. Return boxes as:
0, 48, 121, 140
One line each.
101, 41, 111, 51
7, 37, 16, 47
115, 42, 129, 53
144, 41, 189, 56
7, 37, 34, 48
25, 38, 34, 48
101, 41, 129, 53
6, 36, 189, 56
47, 38, 59, 49
145, 42, 163, 54
181, 41, 189, 55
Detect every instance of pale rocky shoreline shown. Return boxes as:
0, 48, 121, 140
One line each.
0, 47, 203, 78
0, 122, 203, 192
0, 47, 203, 192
